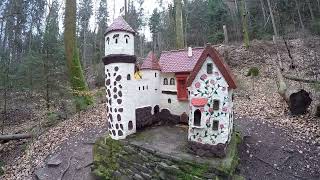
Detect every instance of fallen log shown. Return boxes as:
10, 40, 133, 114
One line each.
0, 133, 32, 141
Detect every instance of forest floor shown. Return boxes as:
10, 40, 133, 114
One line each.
1, 38, 320, 179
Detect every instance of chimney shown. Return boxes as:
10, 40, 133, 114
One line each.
188, 47, 192, 57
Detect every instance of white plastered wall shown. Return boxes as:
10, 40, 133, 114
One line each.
188, 57, 233, 145
160, 73, 189, 116
105, 31, 134, 56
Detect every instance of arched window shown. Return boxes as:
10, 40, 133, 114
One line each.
155, 73, 157, 77
163, 78, 168, 85
124, 35, 130, 44
170, 78, 175, 85
168, 99, 172, 104
113, 34, 119, 44
128, 121, 133, 130
193, 110, 201, 127
154, 105, 160, 114
106, 37, 110, 45
127, 74, 131, 80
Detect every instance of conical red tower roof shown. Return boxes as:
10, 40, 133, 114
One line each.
141, 51, 161, 70
105, 16, 135, 35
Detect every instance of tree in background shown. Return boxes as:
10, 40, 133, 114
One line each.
64, 0, 93, 110
240, 0, 250, 48
207, 0, 229, 44
174, 0, 185, 49
149, 8, 161, 52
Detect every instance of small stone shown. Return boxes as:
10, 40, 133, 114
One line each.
307, 165, 310, 169
133, 174, 143, 180
35, 168, 49, 180
47, 154, 62, 167
298, 150, 303, 154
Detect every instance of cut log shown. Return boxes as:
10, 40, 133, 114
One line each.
0, 133, 32, 141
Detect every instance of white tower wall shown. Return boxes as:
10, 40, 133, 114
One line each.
105, 31, 135, 56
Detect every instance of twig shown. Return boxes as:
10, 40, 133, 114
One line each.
59, 155, 73, 180
283, 75, 320, 84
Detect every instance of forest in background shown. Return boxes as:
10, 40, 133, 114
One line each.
0, 0, 319, 135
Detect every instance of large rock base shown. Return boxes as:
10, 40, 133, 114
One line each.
93, 127, 242, 180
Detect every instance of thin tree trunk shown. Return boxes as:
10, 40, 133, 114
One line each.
307, 0, 315, 21
295, 0, 305, 31
0, 133, 32, 141
241, 0, 249, 48
260, 0, 267, 23
174, 0, 184, 49
223, 25, 228, 44
234, 0, 238, 14
124, 0, 127, 21
318, 0, 320, 12
267, 0, 278, 37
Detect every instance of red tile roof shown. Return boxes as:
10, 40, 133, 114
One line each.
191, 98, 208, 107
141, 52, 161, 70
105, 16, 135, 35
159, 47, 205, 73
186, 45, 237, 89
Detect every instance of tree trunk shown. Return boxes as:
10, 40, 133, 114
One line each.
234, 0, 239, 13
174, 0, 185, 49
223, 25, 228, 44
64, 0, 93, 108
267, 0, 278, 37
0, 133, 32, 141
307, 0, 315, 21
241, 0, 249, 48
295, 0, 305, 31
260, 0, 267, 23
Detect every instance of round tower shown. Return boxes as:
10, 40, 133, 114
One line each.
103, 16, 136, 140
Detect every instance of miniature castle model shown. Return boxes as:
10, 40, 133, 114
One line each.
103, 17, 237, 148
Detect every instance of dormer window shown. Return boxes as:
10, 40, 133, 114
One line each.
113, 34, 119, 44
124, 35, 129, 44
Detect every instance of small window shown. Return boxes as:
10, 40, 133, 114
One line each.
126, 39, 128, 44
155, 73, 157, 77
115, 39, 118, 44
143, 86, 145, 90
128, 121, 133, 130
193, 109, 201, 127
146, 86, 148, 90
213, 100, 220, 110
127, 74, 131, 80
207, 63, 213, 74
212, 120, 219, 131
170, 78, 175, 85
139, 87, 141, 90
106, 37, 110, 45
168, 98, 171, 104
163, 78, 168, 85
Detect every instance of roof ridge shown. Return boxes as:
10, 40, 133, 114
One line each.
161, 47, 205, 53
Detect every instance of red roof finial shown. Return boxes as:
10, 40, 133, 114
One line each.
105, 16, 135, 35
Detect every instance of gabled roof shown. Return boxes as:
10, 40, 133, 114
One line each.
105, 16, 135, 35
186, 45, 237, 89
141, 51, 161, 70
159, 47, 205, 73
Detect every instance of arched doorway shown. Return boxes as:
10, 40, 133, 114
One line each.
193, 110, 201, 127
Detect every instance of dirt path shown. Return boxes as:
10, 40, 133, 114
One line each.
28, 117, 319, 180
236, 118, 320, 180
33, 127, 106, 180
